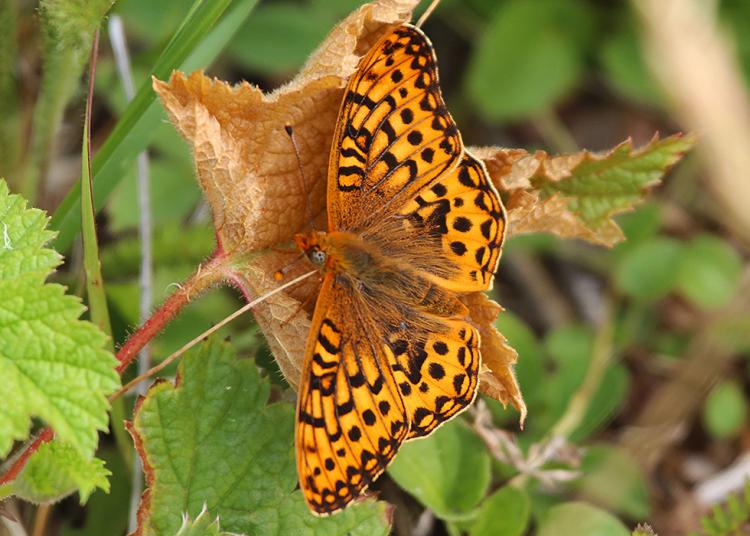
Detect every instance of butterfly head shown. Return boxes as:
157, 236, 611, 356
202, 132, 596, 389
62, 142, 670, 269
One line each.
295, 232, 328, 267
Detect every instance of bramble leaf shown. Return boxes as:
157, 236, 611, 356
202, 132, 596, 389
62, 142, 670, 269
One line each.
175, 506, 234, 536
129, 338, 388, 536
477, 134, 694, 246
0, 440, 110, 504
0, 179, 119, 458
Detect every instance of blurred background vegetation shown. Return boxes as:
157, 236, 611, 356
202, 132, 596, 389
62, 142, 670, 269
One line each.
2, 0, 750, 535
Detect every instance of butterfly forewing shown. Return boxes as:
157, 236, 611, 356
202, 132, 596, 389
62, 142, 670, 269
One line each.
329, 25, 462, 231
400, 153, 506, 293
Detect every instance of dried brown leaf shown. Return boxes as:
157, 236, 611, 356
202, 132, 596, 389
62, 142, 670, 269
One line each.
154, 0, 420, 389
475, 135, 693, 246
464, 292, 527, 426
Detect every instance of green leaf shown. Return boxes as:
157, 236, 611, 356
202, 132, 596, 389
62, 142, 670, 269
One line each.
677, 234, 743, 309
613, 202, 662, 258
537, 502, 630, 536
175, 506, 233, 536
388, 420, 491, 520
130, 338, 388, 536
1, 440, 110, 504
574, 444, 649, 519
539, 135, 694, 242
470, 485, 530, 536
615, 237, 685, 301
0, 179, 119, 458
465, 0, 593, 121
703, 381, 747, 439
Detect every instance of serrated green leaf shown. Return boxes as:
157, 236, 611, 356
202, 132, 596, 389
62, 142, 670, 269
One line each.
0, 179, 119, 458
676, 234, 742, 309
470, 485, 530, 536
175, 506, 234, 536
130, 338, 388, 536
465, 0, 593, 121
3, 440, 110, 504
388, 420, 491, 520
537, 502, 630, 536
538, 135, 693, 240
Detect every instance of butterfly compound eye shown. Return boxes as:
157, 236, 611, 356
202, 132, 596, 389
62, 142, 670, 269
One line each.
309, 248, 327, 266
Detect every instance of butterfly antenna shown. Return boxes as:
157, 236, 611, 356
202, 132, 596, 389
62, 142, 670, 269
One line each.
109, 268, 318, 401
285, 124, 316, 233
416, 0, 441, 28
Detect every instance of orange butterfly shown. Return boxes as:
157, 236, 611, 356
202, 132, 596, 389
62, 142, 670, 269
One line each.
294, 23, 506, 515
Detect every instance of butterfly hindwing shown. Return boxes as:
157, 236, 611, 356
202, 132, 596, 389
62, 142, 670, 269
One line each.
400, 152, 506, 293
296, 274, 408, 514
385, 318, 481, 440
328, 25, 462, 231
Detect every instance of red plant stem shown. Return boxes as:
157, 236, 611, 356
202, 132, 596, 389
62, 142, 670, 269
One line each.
0, 252, 232, 485
0, 429, 54, 485
115, 252, 230, 374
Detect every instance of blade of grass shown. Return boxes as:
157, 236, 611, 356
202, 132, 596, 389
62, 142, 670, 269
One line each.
49, 0, 260, 252
81, 30, 112, 344
81, 29, 133, 471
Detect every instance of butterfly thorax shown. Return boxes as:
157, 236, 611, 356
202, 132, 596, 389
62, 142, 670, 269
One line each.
295, 230, 466, 320
295, 230, 383, 278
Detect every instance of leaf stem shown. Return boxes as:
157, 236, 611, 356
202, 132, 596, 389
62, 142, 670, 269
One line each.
115, 252, 231, 374
0, 429, 54, 485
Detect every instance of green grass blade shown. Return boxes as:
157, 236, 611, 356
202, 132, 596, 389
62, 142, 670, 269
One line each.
80, 32, 112, 347
49, 0, 260, 252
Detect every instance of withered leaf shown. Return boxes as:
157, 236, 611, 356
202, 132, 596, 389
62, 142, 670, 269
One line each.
464, 292, 527, 424
473, 134, 694, 246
